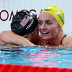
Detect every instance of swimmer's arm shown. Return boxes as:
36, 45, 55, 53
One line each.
15, 36, 36, 46
9, 33, 36, 46
0, 31, 16, 44
0, 31, 36, 46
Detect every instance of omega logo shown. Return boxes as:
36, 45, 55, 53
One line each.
0, 9, 37, 21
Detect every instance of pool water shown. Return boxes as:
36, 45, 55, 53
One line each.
0, 46, 72, 69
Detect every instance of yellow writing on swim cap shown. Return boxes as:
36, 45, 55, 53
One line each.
41, 5, 64, 28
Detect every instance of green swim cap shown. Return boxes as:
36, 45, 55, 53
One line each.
41, 5, 64, 28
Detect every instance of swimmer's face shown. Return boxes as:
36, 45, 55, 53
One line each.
38, 12, 61, 41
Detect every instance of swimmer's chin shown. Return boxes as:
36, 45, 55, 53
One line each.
41, 37, 49, 40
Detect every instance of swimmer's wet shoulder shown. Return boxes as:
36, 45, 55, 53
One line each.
62, 34, 72, 46
60, 34, 67, 45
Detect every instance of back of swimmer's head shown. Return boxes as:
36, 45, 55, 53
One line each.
11, 10, 38, 36
40, 5, 64, 28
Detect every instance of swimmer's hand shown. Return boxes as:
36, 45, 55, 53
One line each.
0, 38, 6, 45
0, 31, 36, 46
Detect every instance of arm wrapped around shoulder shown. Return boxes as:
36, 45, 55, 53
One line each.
0, 31, 36, 46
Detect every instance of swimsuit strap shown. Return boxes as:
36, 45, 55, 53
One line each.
60, 35, 67, 45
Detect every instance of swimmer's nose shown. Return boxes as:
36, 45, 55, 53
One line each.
41, 23, 47, 30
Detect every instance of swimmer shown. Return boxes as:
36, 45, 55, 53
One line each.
1, 5, 72, 47
37, 5, 72, 46
0, 10, 39, 46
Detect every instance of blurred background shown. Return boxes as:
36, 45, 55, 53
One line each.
0, 0, 72, 34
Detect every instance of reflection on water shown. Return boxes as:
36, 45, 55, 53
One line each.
0, 45, 72, 68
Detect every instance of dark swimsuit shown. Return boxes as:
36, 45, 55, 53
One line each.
60, 35, 67, 45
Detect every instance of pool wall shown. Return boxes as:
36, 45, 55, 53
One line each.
0, 64, 72, 72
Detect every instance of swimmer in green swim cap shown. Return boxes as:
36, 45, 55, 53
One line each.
38, 5, 72, 46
